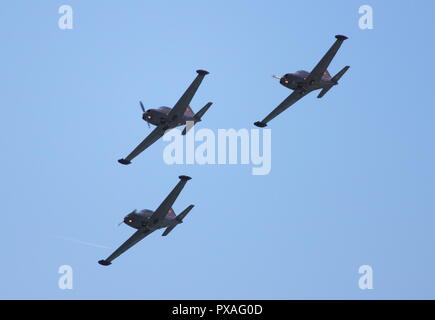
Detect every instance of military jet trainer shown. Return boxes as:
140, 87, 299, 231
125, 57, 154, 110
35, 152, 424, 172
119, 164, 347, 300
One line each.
254, 35, 349, 127
98, 175, 194, 266
118, 70, 212, 165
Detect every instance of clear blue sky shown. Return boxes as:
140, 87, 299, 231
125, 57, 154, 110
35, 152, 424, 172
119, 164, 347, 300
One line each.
1, 1, 434, 299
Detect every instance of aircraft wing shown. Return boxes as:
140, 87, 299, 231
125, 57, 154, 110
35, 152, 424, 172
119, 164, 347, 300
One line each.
149, 175, 192, 224
118, 126, 165, 164
167, 70, 209, 122
306, 35, 348, 84
98, 229, 153, 265
255, 90, 304, 126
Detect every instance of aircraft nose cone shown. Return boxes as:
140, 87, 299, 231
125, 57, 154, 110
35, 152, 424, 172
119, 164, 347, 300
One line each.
143, 110, 152, 121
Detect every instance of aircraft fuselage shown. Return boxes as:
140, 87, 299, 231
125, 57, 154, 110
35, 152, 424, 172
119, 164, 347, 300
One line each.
142, 106, 195, 129
123, 209, 176, 230
279, 71, 336, 92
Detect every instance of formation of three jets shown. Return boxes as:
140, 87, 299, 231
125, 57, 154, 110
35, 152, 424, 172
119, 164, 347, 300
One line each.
99, 35, 349, 265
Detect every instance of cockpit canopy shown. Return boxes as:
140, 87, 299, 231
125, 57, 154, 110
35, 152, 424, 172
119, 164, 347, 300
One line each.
296, 70, 309, 75
157, 106, 171, 112
137, 209, 153, 216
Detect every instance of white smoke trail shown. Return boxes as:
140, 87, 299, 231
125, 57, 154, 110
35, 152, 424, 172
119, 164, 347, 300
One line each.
56, 236, 111, 249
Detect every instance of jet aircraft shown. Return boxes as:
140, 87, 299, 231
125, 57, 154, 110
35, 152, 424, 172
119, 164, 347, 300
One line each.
254, 35, 349, 127
118, 70, 212, 165
98, 175, 194, 266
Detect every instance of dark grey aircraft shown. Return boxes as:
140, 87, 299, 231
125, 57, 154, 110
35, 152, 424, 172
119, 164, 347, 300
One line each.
118, 70, 212, 165
254, 35, 349, 127
98, 175, 194, 266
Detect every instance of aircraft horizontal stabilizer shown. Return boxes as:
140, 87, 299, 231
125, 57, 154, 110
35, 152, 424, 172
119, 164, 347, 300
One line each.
317, 66, 349, 98
182, 102, 213, 135
331, 66, 350, 83
317, 85, 333, 99
194, 102, 213, 121
162, 204, 194, 236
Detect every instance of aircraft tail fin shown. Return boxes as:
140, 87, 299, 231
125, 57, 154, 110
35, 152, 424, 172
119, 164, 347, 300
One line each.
162, 205, 194, 236
317, 66, 350, 98
184, 106, 195, 117
167, 208, 176, 218
182, 102, 213, 135
323, 70, 332, 79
